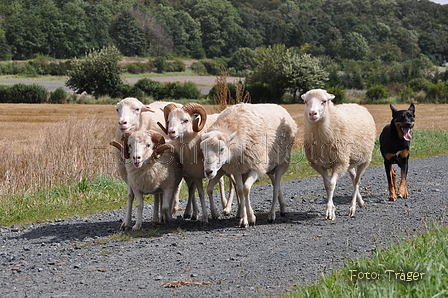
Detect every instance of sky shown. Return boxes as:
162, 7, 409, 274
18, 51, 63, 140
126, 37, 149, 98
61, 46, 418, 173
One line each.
430, 0, 448, 4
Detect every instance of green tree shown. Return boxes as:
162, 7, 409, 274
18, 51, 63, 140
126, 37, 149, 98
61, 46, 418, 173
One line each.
250, 45, 328, 103
110, 10, 148, 57
65, 46, 123, 98
341, 32, 369, 60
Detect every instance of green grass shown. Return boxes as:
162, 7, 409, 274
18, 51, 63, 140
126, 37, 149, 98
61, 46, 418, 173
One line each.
287, 222, 448, 298
1, 129, 448, 227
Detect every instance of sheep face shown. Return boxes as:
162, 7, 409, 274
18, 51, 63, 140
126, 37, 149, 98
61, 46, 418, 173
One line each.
115, 98, 154, 132
166, 108, 197, 140
200, 131, 237, 179
127, 133, 155, 168
302, 89, 335, 123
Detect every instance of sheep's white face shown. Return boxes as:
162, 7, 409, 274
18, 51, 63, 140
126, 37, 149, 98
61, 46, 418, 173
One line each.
115, 98, 153, 132
167, 109, 200, 140
127, 135, 154, 168
200, 131, 236, 179
302, 89, 335, 123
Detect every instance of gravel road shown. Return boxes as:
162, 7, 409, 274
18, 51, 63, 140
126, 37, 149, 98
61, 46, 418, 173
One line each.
1, 155, 447, 298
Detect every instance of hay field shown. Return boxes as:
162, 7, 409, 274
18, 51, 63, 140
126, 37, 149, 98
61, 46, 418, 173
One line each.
1, 103, 447, 195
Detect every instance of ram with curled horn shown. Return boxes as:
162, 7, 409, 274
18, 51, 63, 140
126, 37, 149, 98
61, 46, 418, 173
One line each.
156, 102, 238, 224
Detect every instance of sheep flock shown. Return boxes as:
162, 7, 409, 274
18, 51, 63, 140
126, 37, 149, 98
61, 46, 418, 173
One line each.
110, 90, 384, 229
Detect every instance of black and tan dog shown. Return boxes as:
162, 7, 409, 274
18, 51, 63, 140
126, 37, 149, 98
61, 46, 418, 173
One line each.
379, 104, 415, 201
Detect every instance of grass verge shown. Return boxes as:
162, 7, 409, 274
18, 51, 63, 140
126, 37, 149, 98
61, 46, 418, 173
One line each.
287, 222, 448, 298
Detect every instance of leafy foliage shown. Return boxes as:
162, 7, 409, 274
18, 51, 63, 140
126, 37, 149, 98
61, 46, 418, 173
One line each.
65, 46, 123, 98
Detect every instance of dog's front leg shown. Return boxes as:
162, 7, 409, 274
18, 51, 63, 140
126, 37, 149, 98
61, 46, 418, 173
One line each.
397, 151, 409, 199
384, 160, 397, 201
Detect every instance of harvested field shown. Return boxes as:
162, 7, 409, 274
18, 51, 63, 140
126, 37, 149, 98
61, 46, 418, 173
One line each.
1, 103, 447, 145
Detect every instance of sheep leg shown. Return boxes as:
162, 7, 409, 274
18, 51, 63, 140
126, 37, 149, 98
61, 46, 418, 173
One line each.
152, 193, 160, 224
192, 178, 209, 224
218, 175, 227, 210
132, 190, 145, 231
183, 177, 198, 220
235, 172, 258, 228
267, 162, 289, 223
315, 165, 340, 221
348, 164, 367, 217
121, 185, 135, 230
206, 172, 224, 220
223, 174, 237, 216
161, 189, 174, 223
171, 179, 182, 216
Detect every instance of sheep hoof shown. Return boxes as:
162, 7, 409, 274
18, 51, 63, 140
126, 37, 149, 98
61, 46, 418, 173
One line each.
120, 223, 132, 231
249, 221, 255, 227
280, 212, 286, 217
222, 210, 231, 216
191, 215, 198, 221
183, 213, 191, 219
132, 225, 142, 231
325, 215, 336, 221
267, 218, 274, 224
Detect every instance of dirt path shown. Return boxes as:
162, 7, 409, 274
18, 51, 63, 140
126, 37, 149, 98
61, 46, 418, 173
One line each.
1, 155, 447, 297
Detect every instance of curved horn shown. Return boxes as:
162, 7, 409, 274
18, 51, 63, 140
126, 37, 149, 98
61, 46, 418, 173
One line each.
158, 103, 179, 136
120, 132, 133, 159
110, 140, 123, 151
152, 144, 174, 159
146, 130, 166, 147
182, 103, 207, 132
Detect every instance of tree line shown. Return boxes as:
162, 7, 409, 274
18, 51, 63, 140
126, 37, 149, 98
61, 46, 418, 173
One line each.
0, 0, 447, 64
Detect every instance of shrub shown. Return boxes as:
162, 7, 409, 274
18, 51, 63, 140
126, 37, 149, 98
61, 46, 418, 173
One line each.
7, 84, 48, 103
326, 85, 345, 103
166, 59, 186, 72
66, 46, 124, 98
365, 84, 390, 102
163, 81, 200, 100
190, 61, 207, 74
399, 87, 416, 103
245, 82, 273, 103
49, 88, 68, 104
134, 78, 165, 100
153, 56, 168, 73
200, 58, 226, 76
408, 78, 432, 92
124, 62, 153, 74
426, 82, 448, 103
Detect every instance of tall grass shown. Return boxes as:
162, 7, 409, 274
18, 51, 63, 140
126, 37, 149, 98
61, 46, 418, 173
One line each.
0, 116, 117, 195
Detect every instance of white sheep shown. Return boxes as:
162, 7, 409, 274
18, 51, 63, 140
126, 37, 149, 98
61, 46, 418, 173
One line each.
199, 103, 298, 228
113, 98, 181, 229
301, 89, 376, 220
157, 103, 236, 223
110, 130, 182, 230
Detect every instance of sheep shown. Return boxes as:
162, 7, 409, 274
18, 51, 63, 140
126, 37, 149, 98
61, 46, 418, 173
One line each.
199, 103, 298, 228
157, 103, 236, 223
301, 89, 376, 220
110, 130, 182, 230
113, 98, 182, 229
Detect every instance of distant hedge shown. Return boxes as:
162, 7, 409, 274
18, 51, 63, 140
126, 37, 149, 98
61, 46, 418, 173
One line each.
0, 84, 49, 103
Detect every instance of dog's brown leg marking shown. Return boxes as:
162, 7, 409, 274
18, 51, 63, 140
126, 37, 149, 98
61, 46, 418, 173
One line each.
388, 166, 397, 201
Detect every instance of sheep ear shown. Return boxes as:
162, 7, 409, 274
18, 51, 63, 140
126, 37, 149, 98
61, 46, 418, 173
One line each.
142, 105, 155, 113
327, 93, 335, 101
228, 132, 237, 143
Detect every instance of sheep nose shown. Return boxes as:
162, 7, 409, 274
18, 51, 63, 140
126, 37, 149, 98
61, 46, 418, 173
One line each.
309, 111, 317, 117
205, 169, 213, 176
119, 120, 127, 125
133, 156, 141, 161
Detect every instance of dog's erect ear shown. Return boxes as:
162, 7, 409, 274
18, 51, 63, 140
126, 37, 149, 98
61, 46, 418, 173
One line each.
390, 104, 399, 116
408, 103, 415, 115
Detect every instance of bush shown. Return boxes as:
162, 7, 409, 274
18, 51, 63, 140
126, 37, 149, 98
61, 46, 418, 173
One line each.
66, 46, 124, 98
49, 88, 68, 104
124, 62, 153, 74
153, 56, 168, 73
166, 59, 186, 72
408, 78, 432, 92
200, 58, 226, 75
365, 84, 390, 102
326, 85, 345, 103
190, 61, 207, 75
426, 82, 448, 103
245, 82, 273, 103
134, 78, 165, 100
6, 83, 48, 103
399, 87, 416, 103
163, 81, 200, 100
